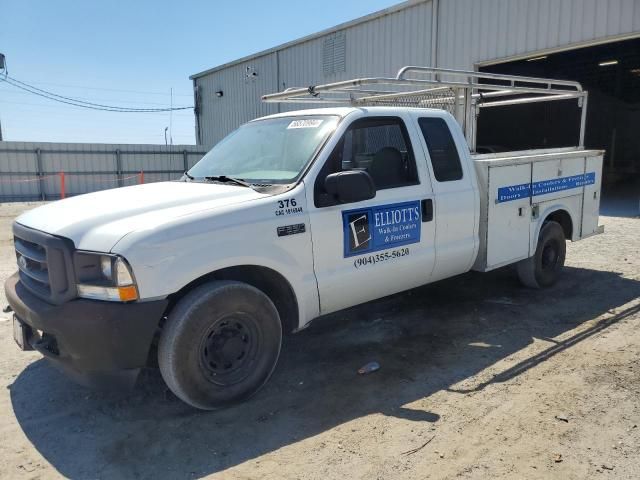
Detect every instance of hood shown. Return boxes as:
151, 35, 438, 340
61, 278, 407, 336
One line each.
16, 181, 267, 252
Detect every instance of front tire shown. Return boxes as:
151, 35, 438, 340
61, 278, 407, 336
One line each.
158, 280, 282, 410
517, 220, 566, 289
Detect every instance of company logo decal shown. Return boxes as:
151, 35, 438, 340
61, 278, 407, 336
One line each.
342, 201, 421, 257
497, 172, 596, 203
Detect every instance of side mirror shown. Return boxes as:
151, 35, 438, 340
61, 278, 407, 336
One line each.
324, 170, 376, 204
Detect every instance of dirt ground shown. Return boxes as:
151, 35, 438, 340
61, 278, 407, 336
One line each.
0, 202, 638, 480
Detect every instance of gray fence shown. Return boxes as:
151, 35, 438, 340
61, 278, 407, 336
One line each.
0, 141, 210, 202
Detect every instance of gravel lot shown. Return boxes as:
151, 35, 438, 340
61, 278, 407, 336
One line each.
0, 201, 639, 479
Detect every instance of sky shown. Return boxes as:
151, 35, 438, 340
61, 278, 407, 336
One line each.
0, 0, 399, 145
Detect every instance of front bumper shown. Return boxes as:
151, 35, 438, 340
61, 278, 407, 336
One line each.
5, 272, 168, 389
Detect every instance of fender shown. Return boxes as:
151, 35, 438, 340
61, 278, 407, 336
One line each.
530, 203, 578, 257
111, 184, 320, 327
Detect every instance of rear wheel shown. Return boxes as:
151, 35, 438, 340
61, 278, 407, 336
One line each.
517, 220, 566, 289
158, 280, 282, 410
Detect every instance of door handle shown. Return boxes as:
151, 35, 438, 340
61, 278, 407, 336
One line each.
421, 199, 433, 222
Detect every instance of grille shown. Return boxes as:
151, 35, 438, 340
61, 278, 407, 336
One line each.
15, 236, 51, 296
13, 223, 75, 305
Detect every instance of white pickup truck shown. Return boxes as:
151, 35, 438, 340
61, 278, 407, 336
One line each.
6, 68, 603, 409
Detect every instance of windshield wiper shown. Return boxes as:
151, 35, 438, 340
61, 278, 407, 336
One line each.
204, 175, 251, 188
183, 171, 194, 180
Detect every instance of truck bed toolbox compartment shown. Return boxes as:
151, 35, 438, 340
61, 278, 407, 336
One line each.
472, 148, 604, 272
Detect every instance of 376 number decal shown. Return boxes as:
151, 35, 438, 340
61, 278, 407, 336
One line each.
275, 198, 303, 216
278, 199, 297, 209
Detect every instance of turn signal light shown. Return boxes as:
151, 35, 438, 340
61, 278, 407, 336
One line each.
118, 285, 139, 302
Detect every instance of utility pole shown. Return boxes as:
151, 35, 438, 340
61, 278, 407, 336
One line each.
169, 87, 173, 145
0, 53, 5, 141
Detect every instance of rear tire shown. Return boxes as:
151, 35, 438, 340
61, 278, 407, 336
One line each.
158, 280, 282, 410
517, 220, 566, 289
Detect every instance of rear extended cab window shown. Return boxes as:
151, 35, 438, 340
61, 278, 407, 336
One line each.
418, 117, 464, 182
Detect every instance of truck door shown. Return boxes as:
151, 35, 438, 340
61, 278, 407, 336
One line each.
410, 112, 479, 281
306, 114, 436, 315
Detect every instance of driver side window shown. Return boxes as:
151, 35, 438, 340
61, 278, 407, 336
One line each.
315, 117, 419, 207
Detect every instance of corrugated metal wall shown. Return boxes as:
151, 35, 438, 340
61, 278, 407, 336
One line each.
194, 0, 640, 145
278, 1, 433, 91
0, 142, 208, 201
195, 55, 279, 146
437, 0, 640, 69
195, 1, 433, 145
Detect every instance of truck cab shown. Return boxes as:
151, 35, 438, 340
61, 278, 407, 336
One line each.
303, 107, 479, 313
6, 68, 603, 410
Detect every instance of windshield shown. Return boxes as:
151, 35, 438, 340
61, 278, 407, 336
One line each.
188, 115, 339, 184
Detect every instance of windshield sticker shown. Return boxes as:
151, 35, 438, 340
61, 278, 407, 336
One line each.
287, 119, 324, 129
342, 201, 421, 258
497, 172, 596, 203
275, 198, 303, 216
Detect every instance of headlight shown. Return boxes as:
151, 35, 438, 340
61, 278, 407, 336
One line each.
73, 253, 138, 302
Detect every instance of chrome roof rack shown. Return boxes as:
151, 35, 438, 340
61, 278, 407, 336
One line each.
261, 66, 588, 150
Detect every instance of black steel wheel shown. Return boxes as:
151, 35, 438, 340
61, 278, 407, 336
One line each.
198, 314, 260, 386
517, 220, 566, 288
158, 280, 282, 410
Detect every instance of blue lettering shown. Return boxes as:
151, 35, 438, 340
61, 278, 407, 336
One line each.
497, 172, 596, 203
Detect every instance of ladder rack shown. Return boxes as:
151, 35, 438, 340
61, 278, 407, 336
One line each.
261, 66, 588, 151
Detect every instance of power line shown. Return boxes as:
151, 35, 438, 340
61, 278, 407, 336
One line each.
0, 99, 194, 118
1, 75, 194, 112
9, 79, 192, 97
0, 75, 194, 112
0, 87, 191, 106
5, 75, 190, 110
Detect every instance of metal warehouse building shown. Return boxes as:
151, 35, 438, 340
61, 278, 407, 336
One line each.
190, 0, 640, 181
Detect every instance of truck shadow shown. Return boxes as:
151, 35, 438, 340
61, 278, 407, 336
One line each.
9, 266, 640, 479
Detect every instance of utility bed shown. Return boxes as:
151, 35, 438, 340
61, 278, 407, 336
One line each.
472, 147, 604, 271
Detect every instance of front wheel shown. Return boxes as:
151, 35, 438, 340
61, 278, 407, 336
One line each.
517, 220, 566, 289
158, 280, 282, 410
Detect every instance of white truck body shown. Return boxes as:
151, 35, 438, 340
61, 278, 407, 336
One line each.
14, 106, 603, 328
6, 67, 604, 408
